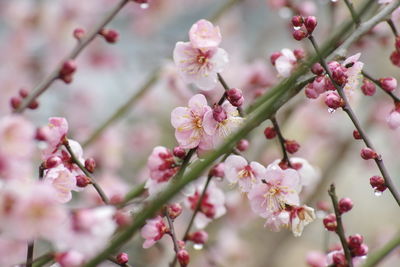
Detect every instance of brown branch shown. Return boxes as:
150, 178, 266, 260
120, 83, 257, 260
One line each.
271, 116, 292, 168
361, 70, 400, 103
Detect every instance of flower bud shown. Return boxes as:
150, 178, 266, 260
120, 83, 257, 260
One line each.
293, 48, 305, 60
100, 29, 119, 43
311, 63, 324, 75
387, 109, 400, 130
230, 96, 244, 107
338, 197, 353, 214
114, 210, 132, 227
19, 88, 29, 98
353, 130, 361, 140
213, 105, 228, 122
324, 92, 343, 109
236, 139, 249, 151
305, 86, 319, 99
188, 230, 208, 244
173, 146, 186, 158
360, 148, 377, 160
84, 158, 96, 173
226, 88, 242, 100
292, 29, 307, 41
361, 79, 376, 96
352, 243, 368, 257
264, 127, 276, 139
390, 50, 400, 67
167, 203, 183, 219
210, 163, 224, 178
316, 200, 330, 212
285, 140, 300, 154
291, 15, 304, 27
45, 156, 62, 169
323, 213, 337, 231
73, 28, 86, 40
348, 234, 364, 249
380, 77, 397, 92
10, 96, 22, 110
332, 67, 348, 86
332, 252, 346, 266
177, 250, 190, 266
116, 252, 129, 265
76, 175, 91, 187
304, 16, 317, 34
28, 100, 39, 110
60, 60, 77, 76
35, 127, 47, 141
370, 176, 387, 192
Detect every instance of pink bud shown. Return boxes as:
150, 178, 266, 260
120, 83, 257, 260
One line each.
316, 200, 330, 212
76, 175, 91, 187
212, 105, 228, 122
332, 252, 346, 266
360, 148, 377, 160
331, 66, 348, 86
338, 197, 353, 214
387, 109, 400, 130
264, 127, 276, 139
305, 86, 319, 99
304, 16, 317, 34
323, 213, 337, 231
291, 15, 304, 27
292, 29, 307, 41
173, 146, 186, 158
188, 230, 208, 244
227, 88, 244, 107
10, 96, 22, 110
370, 176, 387, 192
236, 139, 249, 151
60, 60, 77, 76
353, 130, 361, 140
209, 163, 224, 178
73, 28, 86, 40
35, 127, 47, 141
101, 29, 119, 44
116, 252, 129, 265
361, 79, 376, 96
114, 211, 132, 227
167, 203, 183, 219
390, 50, 400, 67
28, 100, 39, 110
352, 243, 368, 257
84, 158, 96, 173
379, 77, 397, 92
348, 234, 364, 249
19, 88, 29, 98
55, 251, 84, 267
270, 52, 282, 66
311, 63, 324, 75
177, 250, 190, 266
324, 92, 343, 109
293, 48, 305, 60
45, 156, 62, 169
285, 140, 300, 154
230, 96, 244, 107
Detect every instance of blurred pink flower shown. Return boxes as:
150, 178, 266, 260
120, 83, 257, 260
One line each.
306, 251, 328, 267
140, 215, 167, 249
224, 155, 265, 192
288, 205, 316, 237
387, 109, 400, 129
41, 117, 68, 158
147, 146, 179, 183
43, 165, 77, 203
171, 94, 212, 149
189, 19, 222, 49
0, 237, 26, 266
274, 49, 297, 78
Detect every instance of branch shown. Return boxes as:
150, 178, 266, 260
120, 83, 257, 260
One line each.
271, 116, 292, 167
344, 0, 361, 27
387, 18, 398, 37
14, 0, 130, 113
362, 232, 400, 267
362, 70, 400, 103
63, 139, 110, 204
328, 184, 353, 267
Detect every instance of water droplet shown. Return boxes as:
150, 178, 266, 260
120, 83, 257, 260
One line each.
328, 108, 335, 114
374, 189, 382, 197
293, 26, 301, 30
140, 3, 149, 9
193, 243, 203, 250
331, 0, 338, 2
215, 176, 223, 182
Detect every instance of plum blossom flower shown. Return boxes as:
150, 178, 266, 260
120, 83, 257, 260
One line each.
287, 205, 316, 237
40, 117, 68, 158
306, 251, 328, 267
173, 42, 228, 90
224, 155, 266, 192
0, 237, 27, 266
273, 48, 298, 78
185, 178, 226, 228
55, 250, 85, 267
171, 94, 212, 150
55, 206, 117, 257
248, 166, 301, 217
189, 19, 222, 49
341, 53, 364, 96
43, 165, 77, 203
147, 146, 179, 183
203, 102, 244, 148
140, 215, 168, 248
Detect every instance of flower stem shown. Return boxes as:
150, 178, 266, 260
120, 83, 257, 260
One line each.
362, 70, 400, 103
386, 18, 398, 37
362, 232, 400, 267
271, 116, 292, 168
14, 0, 130, 113
308, 34, 400, 207
63, 139, 109, 204
328, 184, 353, 267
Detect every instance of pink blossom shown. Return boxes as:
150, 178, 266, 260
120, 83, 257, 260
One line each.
263, 211, 290, 232
287, 205, 316, 237
248, 166, 301, 217
0, 237, 27, 266
203, 102, 244, 148
224, 155, 266, 192
185, 179, 226, 228
387, 109, 400, 129
140, 215, 168, 248
337, 53, 364, 97
55, 250, 85, 267
41, 117, 68, 157
189, 19, 222, 49
43, 165, 77, 203
306, 251, 328, 267
173, 42, 228, 90
171, 94, 212, 149
55, 206, 117, 257
274, 49, 297, 78
147, 146, 179, 183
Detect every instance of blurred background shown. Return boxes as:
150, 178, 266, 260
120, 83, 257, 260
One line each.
0, 0, 399, 266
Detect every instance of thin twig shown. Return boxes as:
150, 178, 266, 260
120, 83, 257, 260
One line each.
344, 0, 361, 27
15, 0, 130, 113
217, 73, 244, 116
328, 184, 353, 267
26, 242, 34, 267
63, 139, 110, 204
309, 34, 400, 207
362, 231, 400, 267
386, 18, 398, 37
362, 70, 400, 103
271, 116, 292, 168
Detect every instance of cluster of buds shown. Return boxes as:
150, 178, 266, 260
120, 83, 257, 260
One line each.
291, 15, 317, 41
99, 28, 120, 44
328, 61, 348, 86
324, 91, 344, 110
348, 234, 368, 257
226, 88, 244, 107
59, 60, 77, 84
10, 88, 39, 110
